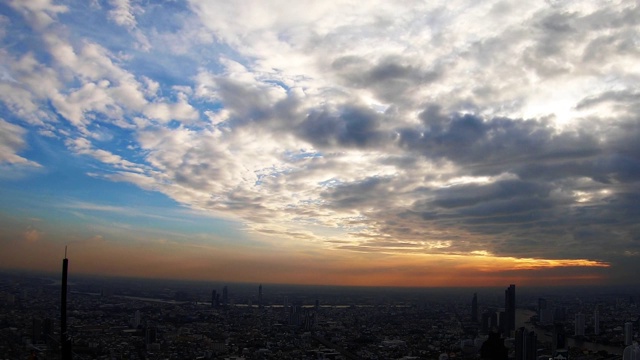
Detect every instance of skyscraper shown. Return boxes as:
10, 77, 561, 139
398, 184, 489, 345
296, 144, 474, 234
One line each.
575, 313, 585, 336
505, 285, 516, 337
472, 293, 478, 323
211, 289, 218, 308
133, 310, 141, 328
623, 342, 640, 360
552, 323, 567, 357
538, 298, 553, 325
515, 327, 537, 360
222, 285, 228, 307
61, 248, 72, 360
258, 284, 263, 308
32, 317, 43, 343
594, 305, 601, 335
625, 322, 634, 346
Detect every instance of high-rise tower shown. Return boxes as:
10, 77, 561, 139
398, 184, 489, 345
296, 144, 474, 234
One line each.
505, 284, 516, 336
258, 284, 263, 308
471, 293, 478, 323
594, 305, 601, 335
515, 327, 537, 360
222, 285, 228, 307
61, 247, 72, 359
625, 322, 634, 346
575, 313, 585, 336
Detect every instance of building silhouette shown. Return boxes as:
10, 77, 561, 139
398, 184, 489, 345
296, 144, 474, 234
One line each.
222, 285, 228, 307
623, 342, 640, 360
594, 305, 602, 335
552, 322, 567, 358
482, 309, 498, 333
472, 293, 478, 323
480, 330, 508, 360
504, 285, 516, 337
211, 289, 218, 308
539, 298, 553, 325
515, 327, 537, 360
61, 248, 72, 360
625, 322, 634, 346
575, 313, 585, 336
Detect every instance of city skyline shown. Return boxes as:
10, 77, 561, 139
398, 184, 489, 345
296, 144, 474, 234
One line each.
1, 1, 639, 287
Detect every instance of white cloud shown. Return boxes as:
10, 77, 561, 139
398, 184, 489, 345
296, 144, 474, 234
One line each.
7, 0, 68, 29
108, 0, 137, 30
0, 118, 40, 167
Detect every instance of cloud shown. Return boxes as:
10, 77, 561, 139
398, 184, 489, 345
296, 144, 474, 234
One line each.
23, 227, 42, 243
7, 0, 68, 29
108, 0, 137, 30
0, 118, 40, 167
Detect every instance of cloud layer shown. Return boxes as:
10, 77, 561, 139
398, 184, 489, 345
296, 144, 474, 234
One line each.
1, 0, 639, 285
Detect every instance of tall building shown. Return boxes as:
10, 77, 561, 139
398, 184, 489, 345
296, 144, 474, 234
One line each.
539, 298, 553, 325
211, 289, 218, 308
43, 318, 53, 344
61, 248, 72, 360
505, 285, 516, 337
222, 285, 228, 307
575, 313, 585, 336
552, 323, 567, 357
258, 284, 263, 308
594, 306, 601, 335
515, 327, 537, 360
145, 326, 157, 345
32, 318, 43, 343
623, 343, 640, 360
482, 309, 499, 333
471, 293, 478, 323
625, 322, 634, 346
132, 310, 141, 328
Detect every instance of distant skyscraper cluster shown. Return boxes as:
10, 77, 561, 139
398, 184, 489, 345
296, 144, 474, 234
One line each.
210, 285, 232, 308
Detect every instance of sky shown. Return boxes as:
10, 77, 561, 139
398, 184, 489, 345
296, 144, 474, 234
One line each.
0, 0, 639, 287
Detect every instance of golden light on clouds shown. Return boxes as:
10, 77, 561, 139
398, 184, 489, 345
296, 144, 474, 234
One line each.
450, 252, 610, 272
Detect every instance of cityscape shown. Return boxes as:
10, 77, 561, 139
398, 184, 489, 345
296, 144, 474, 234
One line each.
0, 257, 638, 359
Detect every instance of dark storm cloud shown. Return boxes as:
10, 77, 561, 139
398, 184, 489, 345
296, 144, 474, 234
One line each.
321, 176, 393, 209
433, 180, 550, 209
399, 106, 601, 175
213, 77, 295, 124
297, 105, 390, 149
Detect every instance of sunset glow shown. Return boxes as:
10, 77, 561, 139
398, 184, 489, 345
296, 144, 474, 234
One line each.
1, 0, 639, 287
